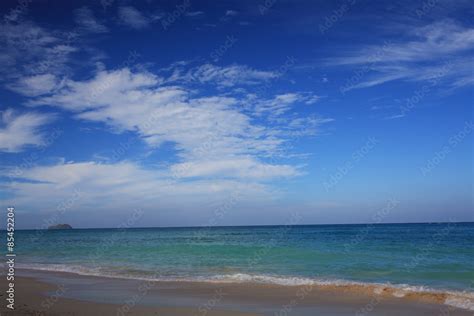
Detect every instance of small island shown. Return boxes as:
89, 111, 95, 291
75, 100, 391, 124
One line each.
48, 224, 73, 230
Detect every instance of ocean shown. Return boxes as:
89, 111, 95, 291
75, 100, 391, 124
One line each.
11, 222, 474, 310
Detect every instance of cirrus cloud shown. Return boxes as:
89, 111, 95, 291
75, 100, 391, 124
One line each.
0, 109, 55, 153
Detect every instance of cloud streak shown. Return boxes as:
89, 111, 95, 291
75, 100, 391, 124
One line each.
329, 20, 474, 91
165, 63, 279, 87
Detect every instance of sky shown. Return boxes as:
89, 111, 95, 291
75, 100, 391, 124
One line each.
0, 0, 472, 229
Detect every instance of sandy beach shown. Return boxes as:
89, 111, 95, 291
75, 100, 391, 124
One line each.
0, 269, 471, 316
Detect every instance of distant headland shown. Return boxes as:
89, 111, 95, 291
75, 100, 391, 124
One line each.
48, 224, 73, 230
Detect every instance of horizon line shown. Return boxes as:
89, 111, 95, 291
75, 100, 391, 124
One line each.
11, 220, 474, 231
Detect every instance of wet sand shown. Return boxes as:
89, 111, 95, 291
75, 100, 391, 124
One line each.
0, 274, 257, 316
0, 269, 471, 315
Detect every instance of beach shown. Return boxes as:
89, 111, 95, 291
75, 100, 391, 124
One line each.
0, 269, 472, 315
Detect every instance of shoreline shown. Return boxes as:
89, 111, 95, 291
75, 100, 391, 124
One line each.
12, 264, 474, 311
0, 268, 472, 315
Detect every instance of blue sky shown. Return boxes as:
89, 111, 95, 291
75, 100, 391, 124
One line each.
0, 0, 472, 228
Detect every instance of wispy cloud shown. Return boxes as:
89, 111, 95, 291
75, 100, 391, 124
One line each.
117, 6, 152, 29
0, 109, 54, 153
185, 11, 204, 17
170, 157, 300, 179
167, 63, 279, 87
329, 20, 474, 91
226, 10, 239, 16
0, 20, 75, 79
8, 74, 62, 96
332, 21, 474, 65
254, 93, 321, 118
74, 7, 108, 33
221, 10, 238, 22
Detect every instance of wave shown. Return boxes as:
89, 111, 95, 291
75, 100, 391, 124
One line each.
15, 263, 474, 311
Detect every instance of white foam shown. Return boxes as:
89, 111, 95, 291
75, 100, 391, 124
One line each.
207, 273, 317, 286
445, 294, 474, 311
17, 263, 172, 282
18, 263, 101, 275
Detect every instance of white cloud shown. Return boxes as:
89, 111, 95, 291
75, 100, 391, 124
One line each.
254, 93, 321, 117
0, 109, 54, 153
330, 20, 474, 90
74, 7, 108, 33
10, 63, 331, 217
8, 74, 62, 96
3, 161, 271, 214
170, 157, 300, 179
29, 68, 162, 111
176, 64, 279, 87
332, 21, 474, 66
27, 67, 310, 170
343, 59, 471, 92
118, 6, 151, 29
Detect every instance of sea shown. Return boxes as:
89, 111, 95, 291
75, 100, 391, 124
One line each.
9, 222, 474, 310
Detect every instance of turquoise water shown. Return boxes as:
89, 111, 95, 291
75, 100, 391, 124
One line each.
10, 223, 474, 294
